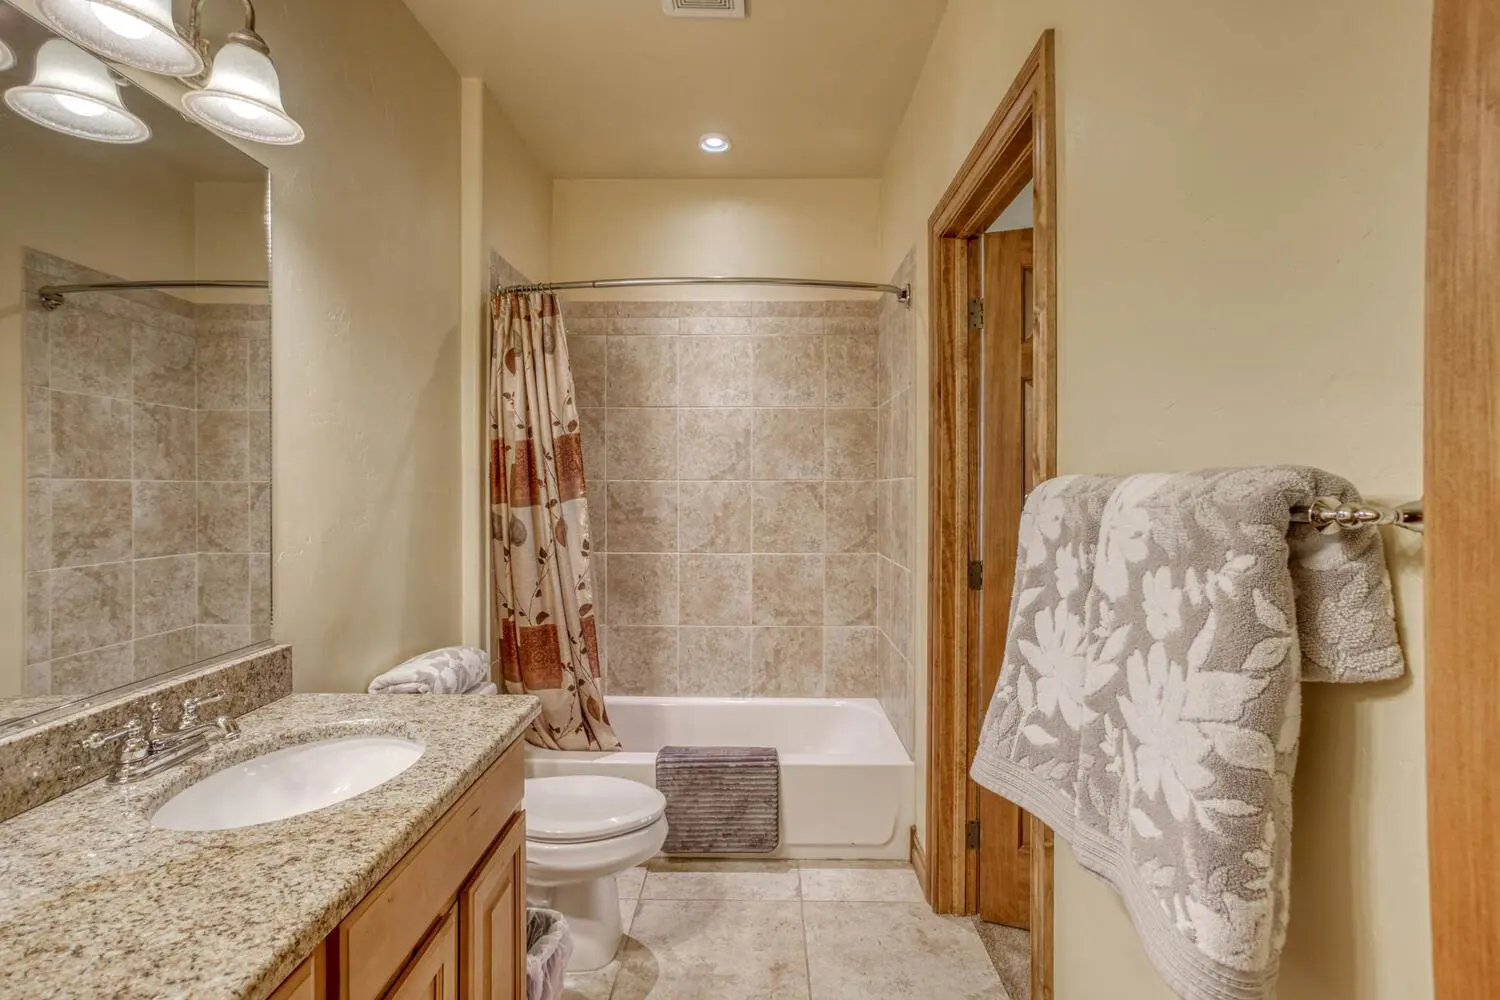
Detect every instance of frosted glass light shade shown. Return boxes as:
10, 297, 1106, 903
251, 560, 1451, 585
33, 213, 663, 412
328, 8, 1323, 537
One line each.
181, 41, 303, 145
38, 0, 204, 77
4, 39, 150, 144
0, 35, 16, 74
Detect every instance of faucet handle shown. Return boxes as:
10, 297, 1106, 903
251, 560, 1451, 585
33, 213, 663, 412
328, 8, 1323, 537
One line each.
83, 718, 149, 764
180, 692, 225, 729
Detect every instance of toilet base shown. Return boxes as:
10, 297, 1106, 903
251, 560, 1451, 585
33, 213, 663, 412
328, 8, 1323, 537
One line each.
529, 873, 622, 973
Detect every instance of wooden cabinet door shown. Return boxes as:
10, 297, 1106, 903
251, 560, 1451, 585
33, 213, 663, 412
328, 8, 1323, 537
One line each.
385, 907, 459, 1000
269, 945, 326, 1000
460, 814, 527, 1000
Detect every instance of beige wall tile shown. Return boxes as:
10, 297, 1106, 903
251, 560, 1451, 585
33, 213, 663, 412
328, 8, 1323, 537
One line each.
50, 641, 134, 697
679, 627, 752, 696
752, 554, 824, 626
608, 336, 678, 406
134, 627, 199, 680
22, 664, 50, 697
752, 409, 824, 481
24, 306, 48, 387
196, 624, 251, 660
47, 310, 132, 398
679, 482, 751, 553
133, 403, 197, 481
197, 332, 248, 410
679, 554, 751, 626
133, 327, 197, 408
51, 392, 130, 480
752, 482, 825, 552
247, 412, 271, 482
613, 308, 683, 324
607, 626, 678, 695
199, 482, 250, 553
50, 562, 131, 658
754, 301, 826, 319
25, 480, 50, 572
825, 482, 876, 553
608, 481, 678, 553
827, 301, 881, 320
678, 302, 756, 320
561, 300, 613, 319
25, 573, 49, 665
826, 331, 878, 408
682, 316, 753, 335
587, 479, 608, 552
826, 553, 876, 627
247, 338, 272, 410
890, 564, 912, 661
248, 483, 271, 553
198, 553, 250, 625
890, 479, 912, 569
608, 553, 678, 625
824, 626, 878, 697
250, 554, 271, 624
606, 408, 677, 480
197, 410, 249, 482
578, 406, 608, 479
753, 335, 826, 407
134, 482, 197, 558
570, 335, 607, 408
826, 409, 877, 480
50, 480, 132, 567
25, 386, 49, 479
134, 555, 197, 636
888, 390, 911, 477
751, 627, 824, 696
679, 337, 754, 406
678, 408, 751, 480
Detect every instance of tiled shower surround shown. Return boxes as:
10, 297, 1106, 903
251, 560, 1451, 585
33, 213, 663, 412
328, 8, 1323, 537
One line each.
567, 299, 884, 705
876, 254, 917, 754
22, 250, 271, 697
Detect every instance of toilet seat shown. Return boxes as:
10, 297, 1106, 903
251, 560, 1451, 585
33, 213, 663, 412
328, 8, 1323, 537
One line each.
524, 775, 666, 844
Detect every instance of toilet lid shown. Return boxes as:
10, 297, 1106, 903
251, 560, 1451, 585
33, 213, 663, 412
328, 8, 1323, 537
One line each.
524, 775, 666, 844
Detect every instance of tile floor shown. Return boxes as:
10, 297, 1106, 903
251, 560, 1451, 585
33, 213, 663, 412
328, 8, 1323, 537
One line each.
562, 860, 1011, 1000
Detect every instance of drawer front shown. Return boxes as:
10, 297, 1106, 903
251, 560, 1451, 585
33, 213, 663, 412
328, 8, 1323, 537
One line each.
337, 744, 523, 1000
460, 813, 526, 1000
383, 906, 458, 1000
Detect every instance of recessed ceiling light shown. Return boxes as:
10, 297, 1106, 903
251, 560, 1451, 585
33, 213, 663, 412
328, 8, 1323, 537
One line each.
699, 132, 731, 154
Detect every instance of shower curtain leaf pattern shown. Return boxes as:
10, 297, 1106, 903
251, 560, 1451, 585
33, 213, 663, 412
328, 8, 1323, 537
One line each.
490, 290, 620, 751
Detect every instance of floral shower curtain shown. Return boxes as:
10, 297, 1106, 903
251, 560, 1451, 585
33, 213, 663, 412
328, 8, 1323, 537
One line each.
489, 290, 620, 751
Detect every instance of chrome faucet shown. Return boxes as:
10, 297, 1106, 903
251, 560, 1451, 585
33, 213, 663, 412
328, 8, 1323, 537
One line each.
84, 693, 240, 784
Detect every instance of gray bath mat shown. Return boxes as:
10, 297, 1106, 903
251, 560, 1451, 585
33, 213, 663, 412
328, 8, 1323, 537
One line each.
655, 745, 780, 854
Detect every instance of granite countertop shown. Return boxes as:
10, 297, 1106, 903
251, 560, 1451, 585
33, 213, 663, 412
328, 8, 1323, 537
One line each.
0, 693, 540, 1000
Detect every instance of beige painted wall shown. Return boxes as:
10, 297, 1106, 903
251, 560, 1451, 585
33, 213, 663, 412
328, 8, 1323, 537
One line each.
0, 119, 199, 696
878, 1, 1432, 997
551, 179, 882, 301
483, 93, 552, 286
193, 181, 270, 304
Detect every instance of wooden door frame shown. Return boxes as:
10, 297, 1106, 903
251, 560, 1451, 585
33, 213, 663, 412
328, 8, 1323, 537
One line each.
1425, 0, 1499, 993
923, 27, 1057, 996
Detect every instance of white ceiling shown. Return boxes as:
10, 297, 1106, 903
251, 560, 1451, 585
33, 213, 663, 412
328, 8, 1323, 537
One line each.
400, 0, 950, 179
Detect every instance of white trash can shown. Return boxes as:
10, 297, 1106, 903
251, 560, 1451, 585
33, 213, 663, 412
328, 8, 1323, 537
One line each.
525, 908, 574, 1000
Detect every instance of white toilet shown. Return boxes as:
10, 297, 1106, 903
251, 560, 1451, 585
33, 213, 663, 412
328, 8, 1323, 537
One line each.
524, 775, 667, 972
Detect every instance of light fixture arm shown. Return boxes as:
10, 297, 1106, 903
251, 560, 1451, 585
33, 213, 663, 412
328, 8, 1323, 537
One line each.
184, 0, 269, 82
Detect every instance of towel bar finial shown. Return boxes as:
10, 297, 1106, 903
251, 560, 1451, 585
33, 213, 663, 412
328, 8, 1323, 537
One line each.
1292, 497, 1424, 534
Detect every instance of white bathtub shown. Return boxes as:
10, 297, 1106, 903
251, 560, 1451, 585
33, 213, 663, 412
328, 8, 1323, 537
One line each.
525, 696, 914, 860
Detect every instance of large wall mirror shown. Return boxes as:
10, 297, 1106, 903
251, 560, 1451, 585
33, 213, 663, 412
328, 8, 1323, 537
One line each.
0, 2, 271, 733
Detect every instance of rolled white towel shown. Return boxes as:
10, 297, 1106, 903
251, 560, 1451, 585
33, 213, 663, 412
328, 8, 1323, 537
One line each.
368, 646, 492, 695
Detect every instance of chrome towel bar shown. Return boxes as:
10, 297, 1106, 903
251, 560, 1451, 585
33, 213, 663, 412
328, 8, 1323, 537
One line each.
1292, 497, 1424, 534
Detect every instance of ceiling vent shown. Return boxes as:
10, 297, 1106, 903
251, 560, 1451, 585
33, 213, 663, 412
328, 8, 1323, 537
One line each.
661, 0, 746, 18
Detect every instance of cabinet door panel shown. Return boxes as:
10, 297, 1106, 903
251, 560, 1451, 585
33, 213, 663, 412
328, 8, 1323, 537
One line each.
460, 813, 527, 1000
268, 944, 325, 1000
385, 907, 458, 1000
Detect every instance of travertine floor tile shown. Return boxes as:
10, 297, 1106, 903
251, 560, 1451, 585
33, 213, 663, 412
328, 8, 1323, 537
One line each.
613, 900, 809, 1000
803, 901, 1007, 1000
640, 867, 800, 901
798, 863, 926, 903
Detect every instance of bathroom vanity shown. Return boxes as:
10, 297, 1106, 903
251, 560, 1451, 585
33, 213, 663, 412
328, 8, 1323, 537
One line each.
0, 691, 541, 1000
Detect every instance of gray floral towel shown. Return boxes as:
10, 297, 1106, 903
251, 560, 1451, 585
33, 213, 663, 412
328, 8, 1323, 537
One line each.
970, 468, 1404, 1000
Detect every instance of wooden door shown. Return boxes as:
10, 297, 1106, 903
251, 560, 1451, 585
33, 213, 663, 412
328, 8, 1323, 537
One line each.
384, 907, 459, 1000
975, 228, 1039, 928
1425, 0, 1500, 992
460, 814, 527, 1000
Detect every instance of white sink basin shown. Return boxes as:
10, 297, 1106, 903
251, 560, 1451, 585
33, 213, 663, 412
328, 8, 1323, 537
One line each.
151, 735, 424, 831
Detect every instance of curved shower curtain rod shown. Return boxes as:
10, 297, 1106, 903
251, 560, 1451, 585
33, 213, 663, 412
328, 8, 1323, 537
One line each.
496, 275, 913, 307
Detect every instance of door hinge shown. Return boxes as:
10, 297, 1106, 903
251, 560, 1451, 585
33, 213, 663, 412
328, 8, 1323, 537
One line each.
968, 297, 984, 330
967, 819, 981, 849
968, 560, 984, 590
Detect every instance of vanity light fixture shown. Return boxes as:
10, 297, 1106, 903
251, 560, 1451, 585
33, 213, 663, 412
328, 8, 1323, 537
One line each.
36, 0, 205, 77
699, 132, 731, 153
178, 1, 303, 145
3, 38, 150, 143
0, 35, 16, 73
